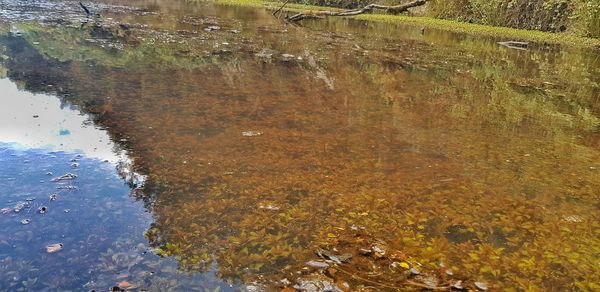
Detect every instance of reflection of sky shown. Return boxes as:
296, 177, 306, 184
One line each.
0, 77, 121, 162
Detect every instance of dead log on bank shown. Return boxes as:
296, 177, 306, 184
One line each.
285, 0, 428, 22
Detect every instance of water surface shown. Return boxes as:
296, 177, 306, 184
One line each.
0, 0, 599, 290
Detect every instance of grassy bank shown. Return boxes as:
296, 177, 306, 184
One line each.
210, 0, 600, 48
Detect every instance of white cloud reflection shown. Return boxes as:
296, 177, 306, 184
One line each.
0, 77, 121, 162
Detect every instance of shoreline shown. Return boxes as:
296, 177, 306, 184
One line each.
211, 0, 600, 48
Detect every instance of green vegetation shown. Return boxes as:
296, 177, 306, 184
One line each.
209, 0, 600, 47
428, 0, 600, 38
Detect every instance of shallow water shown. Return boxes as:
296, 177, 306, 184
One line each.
0, 0, 599, 290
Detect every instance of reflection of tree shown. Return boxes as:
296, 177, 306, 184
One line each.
2, 16, 600, 289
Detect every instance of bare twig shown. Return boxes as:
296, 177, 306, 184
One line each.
79, 1, 91, 17
285, 0, 428, 22
273, 0, 290, 18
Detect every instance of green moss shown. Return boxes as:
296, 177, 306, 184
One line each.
208, 0, 600, 47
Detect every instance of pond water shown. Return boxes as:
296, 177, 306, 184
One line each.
0, 0, 599, 291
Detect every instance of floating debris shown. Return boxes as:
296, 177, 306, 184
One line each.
258, 204, 280, 211
0, 207, 11, 215
46, 243, 63, 253
242, 130, 263, 137
316, 248, 352, 264
38, 206, 48, 214
70, 162, 79, 168
49, 194, 57, 201
117, 280, 136, 290
498, 41, 528, 50
204, 25, 220, 32
20, 219, 31, 225
58, 185, 78, 190
562, 215, 584, 223
255, 49, 274, 60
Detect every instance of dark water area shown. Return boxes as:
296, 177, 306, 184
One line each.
0, 0, 599, 290
0, 78, 233, 291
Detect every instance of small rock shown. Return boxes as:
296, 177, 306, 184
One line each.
14, 202, 27, 213
336, 280, 350, 291
337, 253, 352, 263
474, 281, 488, 291
52, 173, 77, 182
33, 115, 39, 118
64, 209, 70, 213
371, 243, 386, 257
20, 219, 31, 225
358, 248, 372, 256
306, 260, 329, 269
293, 275, 342, 292
70, 162, 79, 168
49, 194, 57, 201
409, 267, 420, 275
280, 278, 292, 286
281, 54, 295, 61
421, 276, 439, 288
46, 172, 53, 176
452, 280, 464, 290
38, 206, 48, 214
0, 208, 11, 215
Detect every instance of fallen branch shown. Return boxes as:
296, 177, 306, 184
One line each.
285, 0, 428, 22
